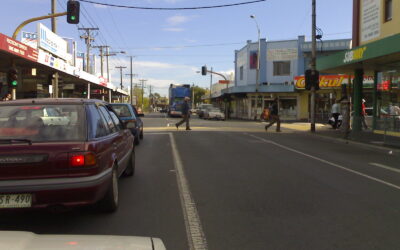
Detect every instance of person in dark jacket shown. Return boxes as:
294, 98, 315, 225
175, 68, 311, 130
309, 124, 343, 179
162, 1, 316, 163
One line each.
176, 97, 191, 130
265, 98, 281, 132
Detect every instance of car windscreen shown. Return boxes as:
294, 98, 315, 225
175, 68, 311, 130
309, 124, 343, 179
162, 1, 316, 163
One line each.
110, 104, 134, 118
0, 104, 85, 142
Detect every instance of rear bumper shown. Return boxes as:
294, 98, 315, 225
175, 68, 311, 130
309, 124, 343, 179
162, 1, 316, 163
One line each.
0, 169, 112, 208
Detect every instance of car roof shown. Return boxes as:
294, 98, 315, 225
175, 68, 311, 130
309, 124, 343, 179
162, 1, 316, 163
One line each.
0, 98, 107, 106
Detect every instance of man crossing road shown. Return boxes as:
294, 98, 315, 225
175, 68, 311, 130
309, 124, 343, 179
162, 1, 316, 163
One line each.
265, 98, 281, 132
175, 97, 191, 130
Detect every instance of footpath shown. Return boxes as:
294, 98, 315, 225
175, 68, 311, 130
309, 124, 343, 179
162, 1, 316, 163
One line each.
278, 122, 400, 154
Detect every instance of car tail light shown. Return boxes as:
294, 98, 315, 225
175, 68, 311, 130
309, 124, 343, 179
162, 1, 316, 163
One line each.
125, 119, 137, 129
69, 152, 97, 167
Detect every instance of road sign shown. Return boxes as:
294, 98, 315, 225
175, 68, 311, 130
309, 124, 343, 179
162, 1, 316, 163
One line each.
218, 80, 230, 84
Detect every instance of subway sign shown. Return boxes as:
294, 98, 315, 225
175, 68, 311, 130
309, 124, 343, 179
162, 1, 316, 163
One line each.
343, 47, 367, 63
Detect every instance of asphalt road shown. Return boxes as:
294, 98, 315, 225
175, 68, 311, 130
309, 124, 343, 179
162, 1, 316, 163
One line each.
1, 113, 400, 250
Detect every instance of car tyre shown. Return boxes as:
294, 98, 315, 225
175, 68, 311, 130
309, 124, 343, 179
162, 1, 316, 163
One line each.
123, 150, 135, 177
139, 130, 143, 140
99, 167, 119, 212
134, 135, 140, 145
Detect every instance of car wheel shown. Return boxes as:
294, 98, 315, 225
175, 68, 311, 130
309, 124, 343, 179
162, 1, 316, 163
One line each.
123, 150, 135, 177
134, 135, 140, 145
99, 167, 119, 212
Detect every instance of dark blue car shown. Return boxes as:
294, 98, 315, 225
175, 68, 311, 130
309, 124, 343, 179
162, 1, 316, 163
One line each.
110, 103, 144, 145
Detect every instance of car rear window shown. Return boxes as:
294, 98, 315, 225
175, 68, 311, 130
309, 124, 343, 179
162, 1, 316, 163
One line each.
0, 104, 85, 142
110, 104, 133, 118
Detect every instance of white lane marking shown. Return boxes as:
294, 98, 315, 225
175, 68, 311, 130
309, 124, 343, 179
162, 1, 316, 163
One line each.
369, 162, 400, 174
248, 134, 400, 191
145, 132, 170, 135
169, 133, 208, 250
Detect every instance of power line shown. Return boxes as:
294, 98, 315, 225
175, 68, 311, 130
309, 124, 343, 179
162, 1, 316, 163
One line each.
114, 42, 246, 50
78, 0, 266, 10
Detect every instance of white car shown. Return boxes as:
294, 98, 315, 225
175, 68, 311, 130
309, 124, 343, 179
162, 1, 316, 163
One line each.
0, 231, 166, 250
204, 108, 225, 120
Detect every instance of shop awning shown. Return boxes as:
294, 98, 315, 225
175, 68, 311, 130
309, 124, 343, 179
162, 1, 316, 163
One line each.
317, 33, 400, 74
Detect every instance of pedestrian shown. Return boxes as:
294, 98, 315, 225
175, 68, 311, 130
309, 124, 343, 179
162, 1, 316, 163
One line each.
361, 99, 368, 129
2, 93, 11, 101
175, 96, 191, 130
264, 98, 281, 132
331, 100, 341, 129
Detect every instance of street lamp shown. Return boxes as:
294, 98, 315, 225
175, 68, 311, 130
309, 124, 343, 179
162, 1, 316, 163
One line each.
105, 50, 126, 83
250, 15, 261, 120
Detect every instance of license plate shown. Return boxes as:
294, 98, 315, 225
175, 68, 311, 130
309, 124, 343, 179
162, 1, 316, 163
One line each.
0, 194, 32, 208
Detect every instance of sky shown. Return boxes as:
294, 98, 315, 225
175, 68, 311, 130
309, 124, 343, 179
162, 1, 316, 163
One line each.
2, 0, 353, 96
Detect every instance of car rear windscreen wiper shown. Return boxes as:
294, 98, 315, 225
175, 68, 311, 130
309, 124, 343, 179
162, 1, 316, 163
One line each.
0, 139, 33, 145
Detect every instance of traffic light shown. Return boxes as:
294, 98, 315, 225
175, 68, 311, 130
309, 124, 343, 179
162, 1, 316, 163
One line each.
305, 69, 320, 91
201, 66, 207, 75
67, 0, 80, 24
7, 68, 18, 87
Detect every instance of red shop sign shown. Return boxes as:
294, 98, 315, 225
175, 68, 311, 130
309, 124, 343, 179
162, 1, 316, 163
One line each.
0, 33, 38, 62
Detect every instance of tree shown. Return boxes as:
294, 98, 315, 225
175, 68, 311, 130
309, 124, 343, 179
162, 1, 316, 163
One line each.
191, 85, 207, 106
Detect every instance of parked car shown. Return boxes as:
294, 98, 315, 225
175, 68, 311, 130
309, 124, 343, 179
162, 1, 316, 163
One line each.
203, 107, 225, 120
0, 231, 166, 250
160, 107, 168, 113
197, 104, 213, 118
0, 98, 135, 212
110, 103, 144, 145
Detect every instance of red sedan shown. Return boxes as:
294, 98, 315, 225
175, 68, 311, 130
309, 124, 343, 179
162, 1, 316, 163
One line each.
0, 98, 135, 212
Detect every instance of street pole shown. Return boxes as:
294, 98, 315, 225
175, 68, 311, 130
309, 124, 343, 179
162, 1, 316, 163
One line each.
116, 66, 126, 102
310, 0, 317, 132
210, 67, 213, 104
93, 46, 107, 76
192, 83, 195, 108
106, 47, 110, 81
79, 28, 99, 73
130, 56, 133, 104
51, 0, 57, 33
250, 15, 261, 120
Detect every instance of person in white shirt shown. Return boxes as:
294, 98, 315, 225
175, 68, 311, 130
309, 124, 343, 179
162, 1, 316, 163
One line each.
331, 100, 341, 129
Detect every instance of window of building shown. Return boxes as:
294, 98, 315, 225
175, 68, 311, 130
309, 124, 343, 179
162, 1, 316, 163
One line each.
239, 66, 244, 80
273, 61, 291, 76
385, 0, 393, 22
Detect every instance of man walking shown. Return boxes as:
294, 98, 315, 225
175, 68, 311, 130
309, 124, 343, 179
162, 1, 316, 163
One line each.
176, 97, 191, 130
331, 100, 341, 129
361, 99, 368, 129
265, 98, 281, 132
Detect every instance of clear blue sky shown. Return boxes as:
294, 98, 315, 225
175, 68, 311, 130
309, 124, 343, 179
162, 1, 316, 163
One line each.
3, 0, 353, 96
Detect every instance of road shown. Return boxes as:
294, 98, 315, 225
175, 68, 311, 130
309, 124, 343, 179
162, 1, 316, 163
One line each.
1, 113, 400, 250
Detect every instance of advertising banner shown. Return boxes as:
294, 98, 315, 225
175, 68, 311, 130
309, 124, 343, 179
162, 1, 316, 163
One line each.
21, 31, 37, 49
361, 0, 381, 43
267, 48, 298, 61
0, 33, 38, 62
37, 23, 68, 60
294, 75, 374, 89
249, 51, 258, 69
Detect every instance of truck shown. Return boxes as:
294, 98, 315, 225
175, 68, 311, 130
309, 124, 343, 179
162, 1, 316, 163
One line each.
168, 84, 191, 117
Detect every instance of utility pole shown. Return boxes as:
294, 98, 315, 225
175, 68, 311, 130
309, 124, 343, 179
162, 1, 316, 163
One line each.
192, 83, 195, 108
139, 79, 147, 109
93, 45, 108, 77
116, 66, 126, 102
310, 0, 317, 132
125, 56, 137, 105
79, 27, 99, 73
51, 0, 57, 33
209, 67, 213, 104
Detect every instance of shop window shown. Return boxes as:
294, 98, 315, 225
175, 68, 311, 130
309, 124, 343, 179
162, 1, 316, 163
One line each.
239, 66, 244, 80
273, 61, 290, 76
385, 0, 393, 22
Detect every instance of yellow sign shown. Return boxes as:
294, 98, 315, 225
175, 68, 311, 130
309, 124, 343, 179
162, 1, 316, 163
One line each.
343, 47, 367, 63
294, 75, 347, 89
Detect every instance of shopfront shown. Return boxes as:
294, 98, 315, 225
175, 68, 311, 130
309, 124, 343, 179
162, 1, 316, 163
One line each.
317, 33, 400, 146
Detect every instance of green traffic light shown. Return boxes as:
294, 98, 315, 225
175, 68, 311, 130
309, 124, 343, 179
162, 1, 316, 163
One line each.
11, 80, 17, 86
71, 16, 76, 20
83, 91, 87, 95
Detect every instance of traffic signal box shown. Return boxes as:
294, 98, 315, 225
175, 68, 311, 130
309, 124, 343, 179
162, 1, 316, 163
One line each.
67, 0, 80, 24
305, 69, 320, 91
201, 66, 207, 75
7, 68, 18, 87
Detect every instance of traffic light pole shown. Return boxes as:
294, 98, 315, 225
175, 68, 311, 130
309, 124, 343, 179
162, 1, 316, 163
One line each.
310, 0, 317, 132
12, 12, 67, 39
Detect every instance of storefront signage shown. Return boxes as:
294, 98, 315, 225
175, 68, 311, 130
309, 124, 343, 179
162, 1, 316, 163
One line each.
0, 33, 38, 62
21, 31, 38, 49
343, 47, 367, 63
37, 49, 74, 75
361, 0, 381, 43
37, 23, 68, 60
295, 75, 374, 89
99, 76, 108, 86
